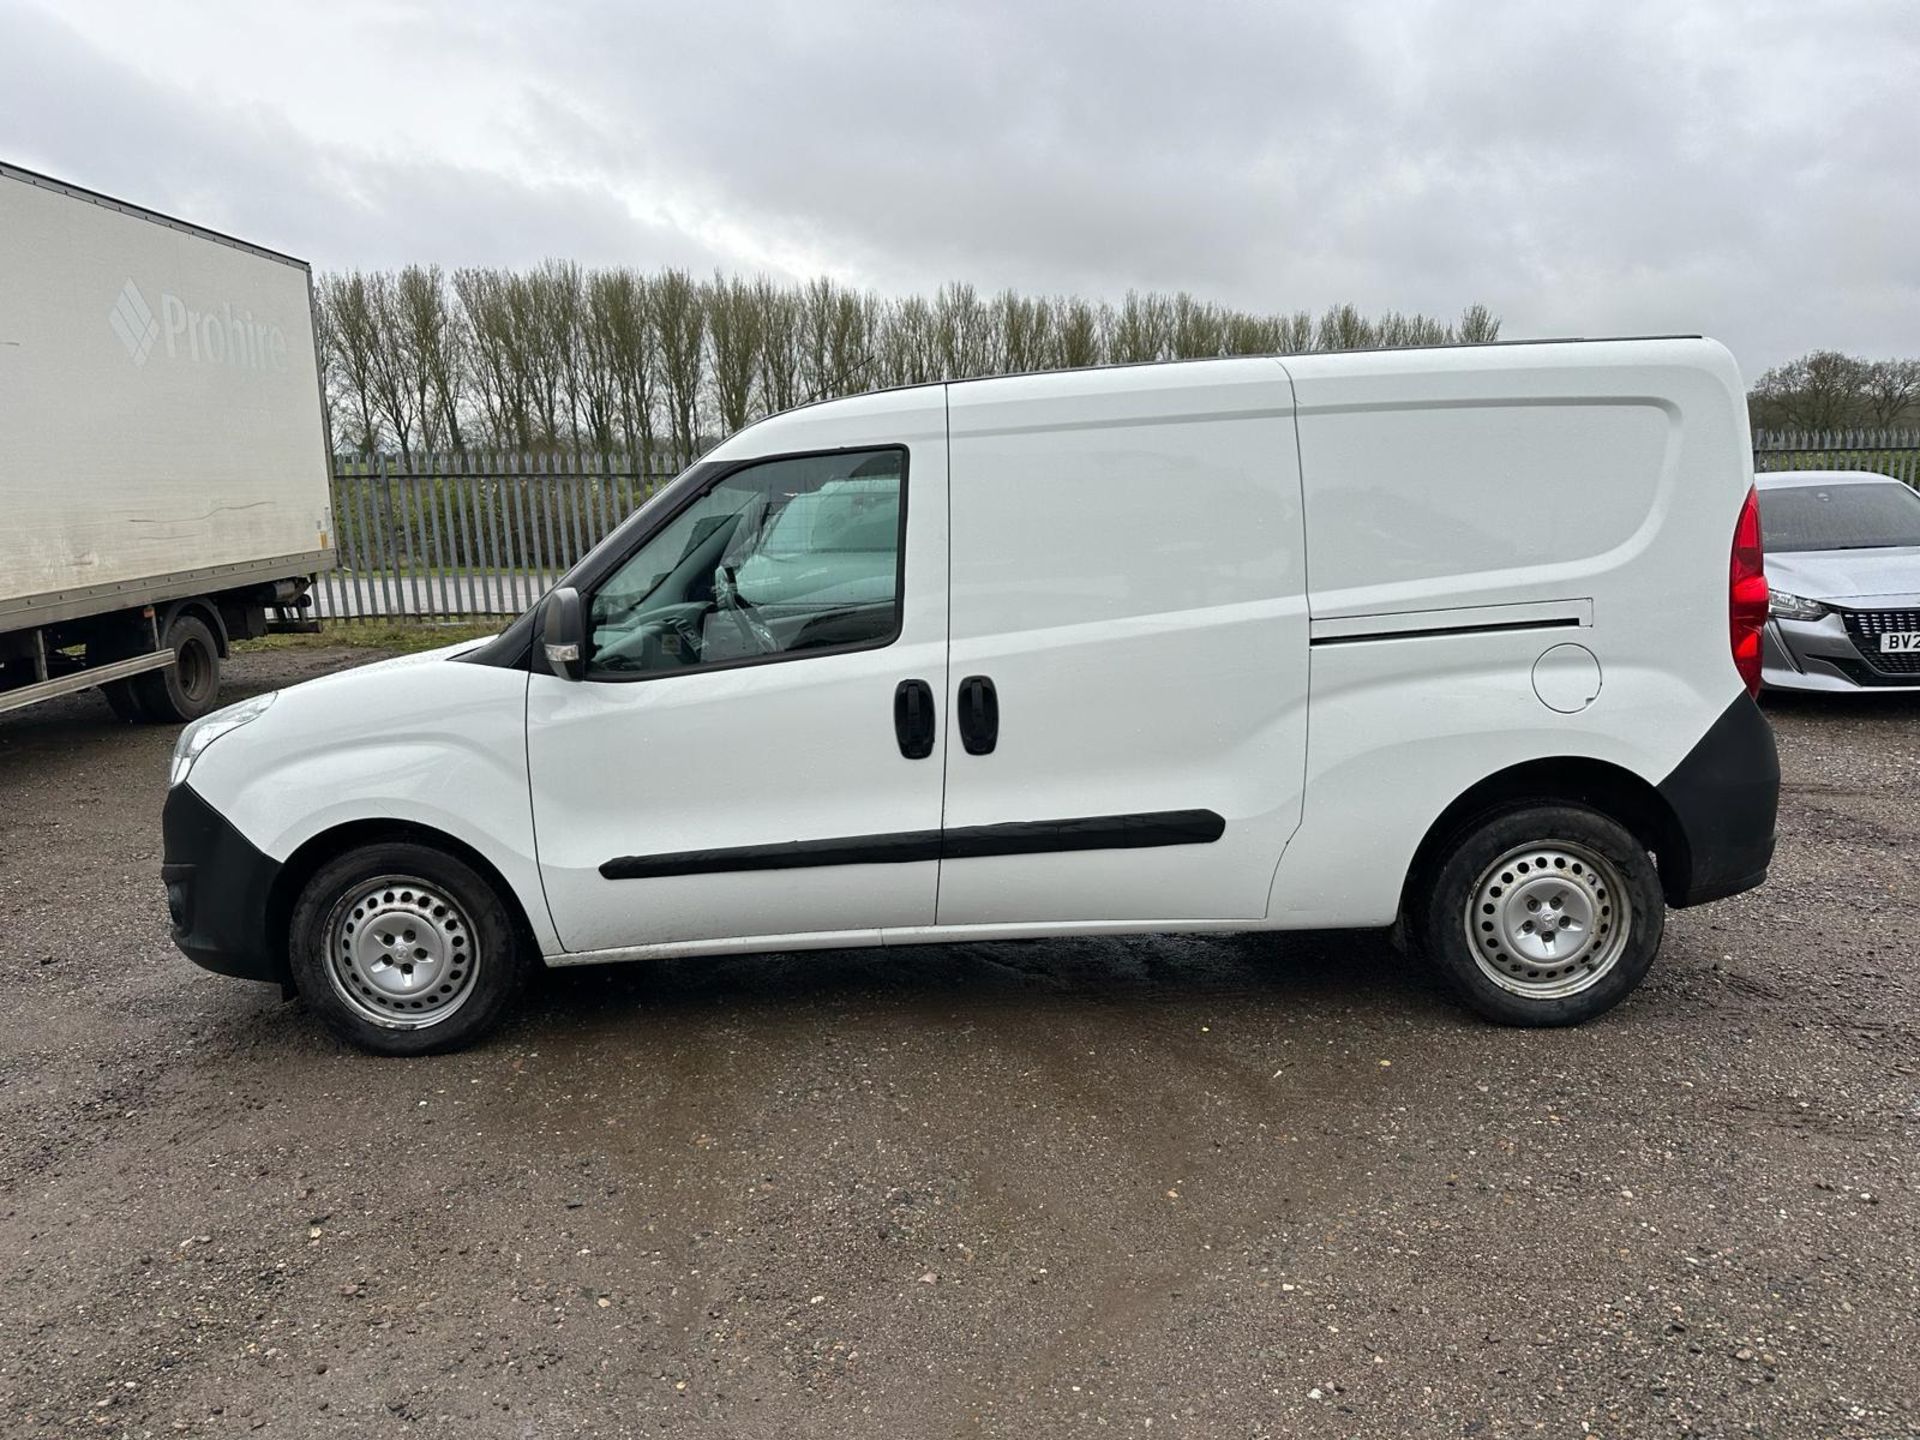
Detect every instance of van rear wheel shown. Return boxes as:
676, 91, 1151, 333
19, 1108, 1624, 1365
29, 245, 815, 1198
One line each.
288, 842, 529, 1056
1412, 804, 1664, 1026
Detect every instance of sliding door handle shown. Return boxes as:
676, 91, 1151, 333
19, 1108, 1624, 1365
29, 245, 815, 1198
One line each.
893, 679, 935, 759
957, 674, 998, 755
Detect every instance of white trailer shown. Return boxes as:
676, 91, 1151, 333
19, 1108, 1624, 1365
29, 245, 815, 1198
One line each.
0, 162, 333, 721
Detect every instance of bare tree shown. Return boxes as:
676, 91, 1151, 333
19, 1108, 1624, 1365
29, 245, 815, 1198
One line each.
393, 264, 467, 452
572, 270, 624, 453
705, 273, 764, 434
1860, 358, 1920, 428
1276, 311, 1315, 353
753, 278, 803, 418
362, 271, 422, 459
584, 269, 661, 463
1315, 303, 1376, 351
516, 261, 581, 445
994, 290, 1056, 373
318, 272, 384, 455
935, 283, 995, 378
654, 269, 706, 463
1456, 303, 1501, 345
1053, 297, 1104, 369
1109, 291, 1171, 364
311, 282, 343, 451
1751, 351, 1868, 431
795, 278, 879, 402
873, 294, 940, 388
454, 267, 531, 448
327, 264, 1506, 457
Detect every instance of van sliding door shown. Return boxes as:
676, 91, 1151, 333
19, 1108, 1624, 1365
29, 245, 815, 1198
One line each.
929, 360, 1310, 927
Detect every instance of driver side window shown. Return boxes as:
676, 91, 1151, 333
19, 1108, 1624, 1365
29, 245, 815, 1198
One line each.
586, 448, 905, 680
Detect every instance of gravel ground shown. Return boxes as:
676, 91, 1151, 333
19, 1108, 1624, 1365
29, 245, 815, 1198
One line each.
0, 647, 1915, 1439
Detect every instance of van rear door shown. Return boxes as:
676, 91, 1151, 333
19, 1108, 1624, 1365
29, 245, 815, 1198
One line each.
928, 360, 1309, 928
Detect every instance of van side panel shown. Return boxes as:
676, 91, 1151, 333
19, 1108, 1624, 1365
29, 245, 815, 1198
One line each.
936, 360, 1309, 925
1297, 399, 1673, 615
1271, 340, 1754, 926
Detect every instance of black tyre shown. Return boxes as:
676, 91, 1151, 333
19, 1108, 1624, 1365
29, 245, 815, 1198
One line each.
130, 613, 222, 722
99, 678, 147, 723
288, 842, 529, 1056
84, 631, 155, 723
1409, 803, 1664, 1026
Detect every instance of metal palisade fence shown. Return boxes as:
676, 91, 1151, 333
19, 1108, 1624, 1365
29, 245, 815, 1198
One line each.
316, 452, 675, 621
1752, 428, 1920, 486
317, 432, 1920, 622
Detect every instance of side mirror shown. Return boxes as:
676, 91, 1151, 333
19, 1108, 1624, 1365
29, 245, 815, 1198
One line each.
539, 586, 586, 681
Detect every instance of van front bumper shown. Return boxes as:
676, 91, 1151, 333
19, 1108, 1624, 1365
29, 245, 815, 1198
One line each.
1654, 692, 1779, 906
162, 783, 285, 984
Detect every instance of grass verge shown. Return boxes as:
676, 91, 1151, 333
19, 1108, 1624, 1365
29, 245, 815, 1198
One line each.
234, 620, 504, 655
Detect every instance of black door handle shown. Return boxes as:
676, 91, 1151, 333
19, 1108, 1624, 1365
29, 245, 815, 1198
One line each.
894, 679, 935, 759
957, 675, 998, 755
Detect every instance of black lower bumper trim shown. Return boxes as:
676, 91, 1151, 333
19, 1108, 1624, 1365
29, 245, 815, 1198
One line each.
1656, 692, 1779, 907
162, 783, 285, 983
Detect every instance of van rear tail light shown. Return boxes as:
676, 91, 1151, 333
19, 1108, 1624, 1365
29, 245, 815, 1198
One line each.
1730, 484, 1768, 697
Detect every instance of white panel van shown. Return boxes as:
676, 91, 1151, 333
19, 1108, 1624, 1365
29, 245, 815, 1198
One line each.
162, 339, 1780, 1055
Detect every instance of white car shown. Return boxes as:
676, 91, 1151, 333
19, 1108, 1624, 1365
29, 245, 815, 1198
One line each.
163, 338, 1780, 1054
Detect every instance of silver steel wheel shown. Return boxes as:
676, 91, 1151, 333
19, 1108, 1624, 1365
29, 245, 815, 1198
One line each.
1464, 839, 1633, 1000
323, 874, 480, 1029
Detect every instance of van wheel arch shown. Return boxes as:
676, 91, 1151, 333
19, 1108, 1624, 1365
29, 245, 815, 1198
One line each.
269, 821, 542, 985
1400, 758, 1691, 918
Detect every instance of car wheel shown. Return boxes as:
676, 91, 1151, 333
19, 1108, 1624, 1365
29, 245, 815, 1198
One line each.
130, 613, 222, 722
1410, 803, 1664, 1026
288, 842, 529, 1056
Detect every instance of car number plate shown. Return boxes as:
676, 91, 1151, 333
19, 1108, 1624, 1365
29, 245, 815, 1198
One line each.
1880, 632, 1920, 653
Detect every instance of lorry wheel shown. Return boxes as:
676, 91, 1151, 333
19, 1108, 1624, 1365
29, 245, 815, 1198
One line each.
1410, 803, 1664, 1027
99, 679, 147, 723
288, 842, 530, 1056
84, 631, 156, 722
130, 614, 221, 722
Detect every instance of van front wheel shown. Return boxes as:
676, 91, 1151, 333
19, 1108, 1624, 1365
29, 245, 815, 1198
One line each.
288, 842, 529, 1056
1412, 804, 1664, 1026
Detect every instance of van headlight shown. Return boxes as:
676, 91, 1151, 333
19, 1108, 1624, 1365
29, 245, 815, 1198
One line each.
170, 692, 277, 788
1768, 591, 1828, 622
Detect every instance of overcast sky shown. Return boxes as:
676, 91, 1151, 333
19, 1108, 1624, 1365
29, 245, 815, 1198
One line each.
3, 0, 1915, 375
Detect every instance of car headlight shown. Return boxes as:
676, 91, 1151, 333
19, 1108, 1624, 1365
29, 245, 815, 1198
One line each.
169, 691, 277, 788
1768, 590, 1829, 622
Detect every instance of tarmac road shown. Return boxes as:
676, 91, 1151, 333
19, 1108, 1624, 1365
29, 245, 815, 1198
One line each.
0, 647, 1914, 1438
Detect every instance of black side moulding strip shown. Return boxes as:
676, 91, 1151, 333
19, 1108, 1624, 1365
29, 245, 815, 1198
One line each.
1310, 617, 1581, 647
599, 809, 1226, 881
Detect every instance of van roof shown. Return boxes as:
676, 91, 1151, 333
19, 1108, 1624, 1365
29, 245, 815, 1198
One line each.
765, 334, 1712, 418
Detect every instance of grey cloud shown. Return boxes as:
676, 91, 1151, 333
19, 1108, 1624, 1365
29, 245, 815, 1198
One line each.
0, 3, 733, 275
4, 0, 1918, 374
